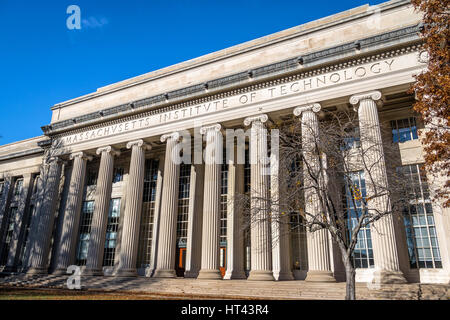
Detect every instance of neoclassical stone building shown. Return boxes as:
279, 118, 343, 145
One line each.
0, 0, 448, 285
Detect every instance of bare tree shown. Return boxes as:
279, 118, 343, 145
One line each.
236, 108, 412, 300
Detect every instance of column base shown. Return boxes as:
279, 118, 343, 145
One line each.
275, 271, 295, 281
184, 270, 200, 278
223, 270, 247, 280
372, 270, 407, 284
26, 267, 48, 275
115, 268, 138, 277
2, 266, 17, 274
305, 270, 336, 282
153, 269, 177, 278
83, 268, 104, 276
197, 269, 222, 280
247, 270, 275, 281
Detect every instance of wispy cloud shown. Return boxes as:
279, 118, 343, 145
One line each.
82, 16, 109, 29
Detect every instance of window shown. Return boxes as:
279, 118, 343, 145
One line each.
14, 178, 23, 196
341, 127, 361, 150
18, 205, 35, 268
399, 164, 442, 268
76, 201, 94, 266
137, 159, 159, 268
290, 212, 308, 271
86, 170, 98, 186
112, 167, 124, 183
391, 117, 418, 143
220, 153, 228, 247
345, 171, 374, 268
103, 198, 121, 266
0, 207, 17, 266
244, 147, 251, 272
32, 175, 39, 194
176, 164, 191, 249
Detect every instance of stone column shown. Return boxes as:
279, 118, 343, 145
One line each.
27, 157, 63, 275
147, 154, 165, 276
294, 103, 335, 282
184, 163, 204, 278
4, 174, 34, 272
154, 132, 181, 278
270, 139, 294, 281
117, 140, 150, 276
0, 177, 14, 246
85, 146, 119, 275
350, 91, 406, 284
224, 144, 246, 279
197, 124, 223, 279
53, 152, 91, 274
244, 114, 274, 281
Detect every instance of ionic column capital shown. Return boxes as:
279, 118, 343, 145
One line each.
126, 139, 151, 150
96, 146, 120, 157
244, 114, 268, 126
199, 124, 221, 135
349, 90, 383, 107
293, 103, 321, 117
69, 151, 93, 161
161, 132, 181, 143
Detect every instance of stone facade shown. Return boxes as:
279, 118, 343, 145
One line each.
0, 0, 449, 286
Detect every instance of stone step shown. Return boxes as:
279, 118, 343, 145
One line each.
1, 274, 448, 300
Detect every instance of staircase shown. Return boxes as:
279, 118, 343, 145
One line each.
0, 274, 448, 300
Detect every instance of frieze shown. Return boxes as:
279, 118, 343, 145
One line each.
53, 50, 421, 149
42, 24, 421, 135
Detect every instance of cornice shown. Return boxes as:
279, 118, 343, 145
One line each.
0, 148, 44, 162
43, 24, 422, 138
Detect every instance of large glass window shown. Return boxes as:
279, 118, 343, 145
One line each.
14, 179, 23, 196
345, 171, 374, 268
86, 169, 98, 186
18, 205, 35, 268
399, 164, 442, 268
75, 201, 94, 266
0, 207, 17, 266
137, 159, 159, 268
391, 117, 418, 143
176, 164, 191, 248
290, 212, 308, 271
103, 198, 121, 267
112, 167, 124, 183
341, 127, 361, 150
244, 147, 251, 272
220, 154, 228, 248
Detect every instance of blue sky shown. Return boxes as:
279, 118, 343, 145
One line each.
0, 0, 386, 145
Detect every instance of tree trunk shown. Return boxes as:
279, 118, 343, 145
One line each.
345, 264, 356, 300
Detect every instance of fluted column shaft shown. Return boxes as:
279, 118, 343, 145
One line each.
54, 152, 90, 274
5, 174, 33, 272
224, 144, 246, 279
294, 103, 335, 282
244, 114, 274, 281
350, 91, 406, 284
0, 177, 13, 247
154, 132, 181, 278
117, 140, 150, 276
85, 146, 118, 275
198, 124, 222, 279
27, 157, 63, 274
